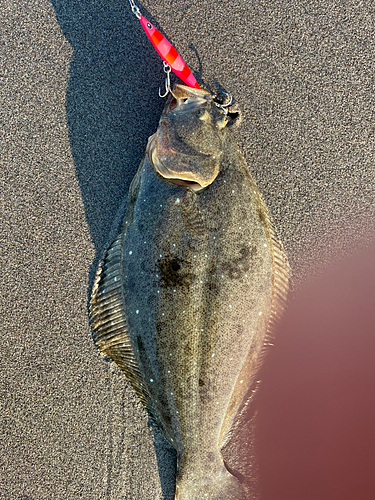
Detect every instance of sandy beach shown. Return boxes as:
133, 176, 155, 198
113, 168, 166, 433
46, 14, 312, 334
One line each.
1, 0, 375, 498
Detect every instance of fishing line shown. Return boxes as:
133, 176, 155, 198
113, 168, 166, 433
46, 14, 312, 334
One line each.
127, 0, 233, 112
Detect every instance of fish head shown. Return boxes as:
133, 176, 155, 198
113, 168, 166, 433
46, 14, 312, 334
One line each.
147, 84, 230, 192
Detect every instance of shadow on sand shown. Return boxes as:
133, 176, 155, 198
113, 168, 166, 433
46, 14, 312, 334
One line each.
51, 1, 177, 498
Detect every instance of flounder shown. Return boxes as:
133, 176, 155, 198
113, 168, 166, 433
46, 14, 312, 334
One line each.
89, 84, 289, 499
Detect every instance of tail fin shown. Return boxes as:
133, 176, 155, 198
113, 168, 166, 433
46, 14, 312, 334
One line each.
175, 465, 250, 500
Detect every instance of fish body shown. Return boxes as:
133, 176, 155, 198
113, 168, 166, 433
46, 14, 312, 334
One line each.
139, 15, 200, 89
90, 85, 289, 499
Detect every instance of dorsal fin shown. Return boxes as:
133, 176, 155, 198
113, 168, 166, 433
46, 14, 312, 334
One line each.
219, 190, 291, 450
266, 235, 291, 341
249, 183, 291, 366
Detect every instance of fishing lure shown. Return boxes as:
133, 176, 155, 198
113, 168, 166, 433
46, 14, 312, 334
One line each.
129, 0, 200, 93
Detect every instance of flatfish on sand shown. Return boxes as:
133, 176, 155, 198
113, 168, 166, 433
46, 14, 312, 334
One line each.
89, 84, 289, 499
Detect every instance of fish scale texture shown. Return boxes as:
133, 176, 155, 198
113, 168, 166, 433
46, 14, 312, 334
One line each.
1, 0, 375, 499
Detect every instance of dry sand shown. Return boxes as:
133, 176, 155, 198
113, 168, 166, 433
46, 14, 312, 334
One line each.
1, 0, 374, 499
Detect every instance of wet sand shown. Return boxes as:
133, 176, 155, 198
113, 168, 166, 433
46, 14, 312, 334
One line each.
1, 1, 374, 498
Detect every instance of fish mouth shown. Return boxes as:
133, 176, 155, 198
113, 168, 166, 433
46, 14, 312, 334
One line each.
171, 84, 211, 101
147, 123, 219, 192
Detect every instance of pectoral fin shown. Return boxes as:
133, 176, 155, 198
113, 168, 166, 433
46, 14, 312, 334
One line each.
179, 190, 206, 237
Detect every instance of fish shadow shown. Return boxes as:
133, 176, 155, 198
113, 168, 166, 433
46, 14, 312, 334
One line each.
50, 0, 165, 278
50, 1, 176, 498
150, 421, 178, 500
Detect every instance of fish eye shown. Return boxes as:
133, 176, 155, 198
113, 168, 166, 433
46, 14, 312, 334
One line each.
147, 23, 152, 29
171, 261, 180, 271
169, 97, 177, 110
196, 108, 209, 120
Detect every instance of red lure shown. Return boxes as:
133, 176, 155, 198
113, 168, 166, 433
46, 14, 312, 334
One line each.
139, 15, 200, 90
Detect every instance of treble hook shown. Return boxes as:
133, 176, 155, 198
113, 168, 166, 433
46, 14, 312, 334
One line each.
159, 61, 171, 98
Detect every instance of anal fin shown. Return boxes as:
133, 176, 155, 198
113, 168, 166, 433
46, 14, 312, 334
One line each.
89, 232, 149, 407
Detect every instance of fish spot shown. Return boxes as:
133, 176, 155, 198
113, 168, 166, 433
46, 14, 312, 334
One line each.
222, 245, 255, 280
199, 379, 205, 386
129, 251, 133, 255
150, 379, 154, 382
136, 310, 139, 314
159, 256, 191, 288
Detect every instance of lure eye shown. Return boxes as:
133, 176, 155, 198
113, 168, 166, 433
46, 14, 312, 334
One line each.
147, 23, 152, 29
